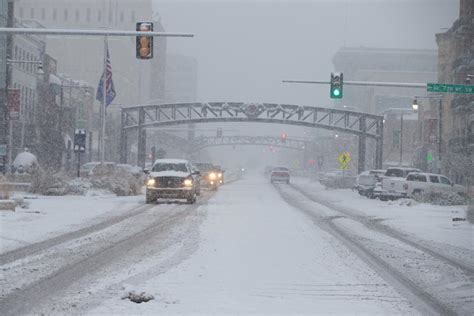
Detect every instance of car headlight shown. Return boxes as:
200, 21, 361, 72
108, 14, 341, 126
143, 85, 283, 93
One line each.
147, 178, 155, 186
218, 173, 222, 178
209, 172, 217, 180
184, 179, 193, 186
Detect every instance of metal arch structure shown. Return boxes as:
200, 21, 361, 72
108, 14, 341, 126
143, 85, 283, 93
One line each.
120, 102, 384, 171
191, 135, 310, 152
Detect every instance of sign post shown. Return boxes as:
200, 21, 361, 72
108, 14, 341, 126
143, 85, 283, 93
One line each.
74, 129, 86, 177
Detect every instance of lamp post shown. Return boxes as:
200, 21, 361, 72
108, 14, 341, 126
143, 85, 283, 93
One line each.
412, 94, 443, 172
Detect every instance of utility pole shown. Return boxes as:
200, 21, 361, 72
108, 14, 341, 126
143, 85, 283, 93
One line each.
4, 0, 14, 173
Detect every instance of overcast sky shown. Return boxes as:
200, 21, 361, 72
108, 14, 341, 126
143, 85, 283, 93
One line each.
152, 0, 459, 168
154, 0, 458, 105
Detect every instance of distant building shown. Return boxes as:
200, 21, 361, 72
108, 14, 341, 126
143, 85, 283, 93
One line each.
14, 0, 158, 107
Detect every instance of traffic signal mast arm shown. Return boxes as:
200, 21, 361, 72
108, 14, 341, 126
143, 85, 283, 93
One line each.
283, 79, 426, 89
0, 27, 194, 38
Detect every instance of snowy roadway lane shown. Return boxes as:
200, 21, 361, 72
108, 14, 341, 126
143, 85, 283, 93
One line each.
91, 175, 415, 314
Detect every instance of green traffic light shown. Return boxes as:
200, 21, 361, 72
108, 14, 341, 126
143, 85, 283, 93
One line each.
333, 89, 340, 96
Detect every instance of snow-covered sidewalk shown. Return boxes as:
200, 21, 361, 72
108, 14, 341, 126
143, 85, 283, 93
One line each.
0, 192, 143, 254
292, 177, 473, 252
91, 175, 415, 314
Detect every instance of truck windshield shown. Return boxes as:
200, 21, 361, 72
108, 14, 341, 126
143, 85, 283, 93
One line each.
152, 163, 188, 172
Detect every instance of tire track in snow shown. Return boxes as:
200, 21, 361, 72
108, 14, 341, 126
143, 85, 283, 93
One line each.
290, 182, 474, 275
0, 195, 211, 316
275, 183, 458, 316
0, 203, 155, 265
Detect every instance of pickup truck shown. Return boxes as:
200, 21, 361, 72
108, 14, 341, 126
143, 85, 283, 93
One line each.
404, 172, 466, 197
376, 167, 422, 201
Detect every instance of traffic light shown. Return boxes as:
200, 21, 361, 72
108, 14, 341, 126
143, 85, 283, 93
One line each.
330, 72, 343, 99
136, 22, 153, 59
281, 132, 287, 143
73, 129, 86, 153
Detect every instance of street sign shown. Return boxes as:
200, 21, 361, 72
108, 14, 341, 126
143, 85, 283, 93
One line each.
337, 152, 351, 165
427, 83, 474, 94
340, 164, 349, 170
73, 129, 86, 153
0, 145, 7, 157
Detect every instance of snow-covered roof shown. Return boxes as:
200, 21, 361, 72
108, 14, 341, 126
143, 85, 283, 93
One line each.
153, 159, 189, 165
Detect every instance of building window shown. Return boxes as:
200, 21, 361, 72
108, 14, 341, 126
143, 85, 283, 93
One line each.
108, 10, 112, 24
97, 10, 102, 22
14, 46, 18, 59
75, 9, 79, 22
131, 11, 136, 23
64, 9, 68, 21
53, 8, 57, 21
19, 7, 24, 19
30, 8, 35, 19
120, 11, 124, 23
86, 8, 91, 22
41, 8, 46, 20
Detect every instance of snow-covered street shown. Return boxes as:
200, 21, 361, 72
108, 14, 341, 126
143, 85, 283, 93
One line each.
1, 174, 472, 315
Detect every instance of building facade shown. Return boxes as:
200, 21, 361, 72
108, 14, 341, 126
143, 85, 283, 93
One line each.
433, 0, 473, 186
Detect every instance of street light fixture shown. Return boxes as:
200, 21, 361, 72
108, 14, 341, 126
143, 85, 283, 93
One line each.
412, 99, 418, 111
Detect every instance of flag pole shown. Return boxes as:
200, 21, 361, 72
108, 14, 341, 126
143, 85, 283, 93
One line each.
100, 35, 107, 164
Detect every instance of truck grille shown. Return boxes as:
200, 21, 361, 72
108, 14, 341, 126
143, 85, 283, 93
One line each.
154, 177, 184, 188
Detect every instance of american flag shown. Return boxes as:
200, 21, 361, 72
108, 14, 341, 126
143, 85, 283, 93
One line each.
96, 44, 116, 107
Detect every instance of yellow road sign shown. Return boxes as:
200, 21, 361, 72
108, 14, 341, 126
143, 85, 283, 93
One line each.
337, 152, 351, 165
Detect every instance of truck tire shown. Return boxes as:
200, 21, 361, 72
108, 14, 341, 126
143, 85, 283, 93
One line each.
187, 193, 196, 204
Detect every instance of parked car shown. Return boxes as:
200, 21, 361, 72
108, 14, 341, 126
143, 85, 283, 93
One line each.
145, 159, 200, 204
270, 167, 290, 184
376, 167, 422, 200
354, 169, 386, 198
404, 172, 466, 197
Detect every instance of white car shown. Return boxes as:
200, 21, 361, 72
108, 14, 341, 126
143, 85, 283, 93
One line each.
377, 167, 422, 200
404, 172, 465, 197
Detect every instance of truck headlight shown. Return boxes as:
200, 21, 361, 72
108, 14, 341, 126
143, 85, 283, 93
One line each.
209, 172, 217, 180
184, 179, 193, 187
147, 178, 155, 186
218, 173, 222, 178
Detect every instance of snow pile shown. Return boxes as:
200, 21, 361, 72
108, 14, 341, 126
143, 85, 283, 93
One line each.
412, 191, 466, 206
320, 176, 356, 189
29, 167, 143, 197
